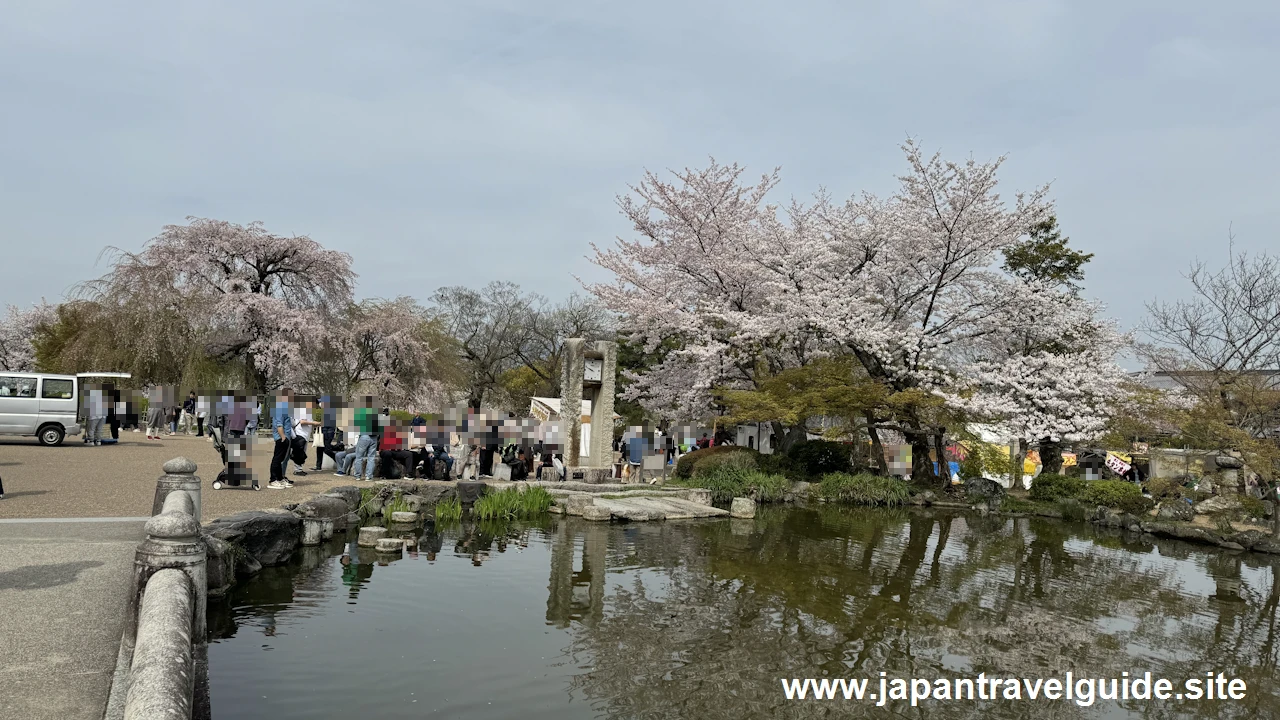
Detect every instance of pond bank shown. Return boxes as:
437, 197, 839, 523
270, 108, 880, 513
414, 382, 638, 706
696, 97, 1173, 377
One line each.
897, 492, 1280, 556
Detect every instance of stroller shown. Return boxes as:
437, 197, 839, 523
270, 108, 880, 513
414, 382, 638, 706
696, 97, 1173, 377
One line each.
209, 420, 254, 490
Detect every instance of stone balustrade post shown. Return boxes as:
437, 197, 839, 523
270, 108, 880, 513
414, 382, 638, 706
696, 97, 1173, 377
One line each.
152, 457, 202, 523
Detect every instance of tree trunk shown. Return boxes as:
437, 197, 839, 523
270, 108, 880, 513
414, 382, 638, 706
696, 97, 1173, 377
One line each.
1009, 438, 1025, 490
905, 429, 936, 486
769, 421, 807, 455
933, 430, 950, 489
865, 413, 887, 476
1039, 437, 1064, 475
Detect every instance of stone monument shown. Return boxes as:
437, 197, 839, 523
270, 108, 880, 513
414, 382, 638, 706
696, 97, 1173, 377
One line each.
560, 338, 617, 479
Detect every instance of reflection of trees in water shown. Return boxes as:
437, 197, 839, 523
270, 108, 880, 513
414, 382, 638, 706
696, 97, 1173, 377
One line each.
549, 507, 1280, 719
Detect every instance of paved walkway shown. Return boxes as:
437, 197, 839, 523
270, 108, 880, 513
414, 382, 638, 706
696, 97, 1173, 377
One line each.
0, 519, 145, 720
0, 434, 362, 522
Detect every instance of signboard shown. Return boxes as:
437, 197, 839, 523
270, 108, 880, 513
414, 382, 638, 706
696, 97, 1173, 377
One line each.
1105, 452, 1132, 477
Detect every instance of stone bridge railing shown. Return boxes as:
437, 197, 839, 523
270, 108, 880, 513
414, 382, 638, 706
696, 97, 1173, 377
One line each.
106, 457, 209, 720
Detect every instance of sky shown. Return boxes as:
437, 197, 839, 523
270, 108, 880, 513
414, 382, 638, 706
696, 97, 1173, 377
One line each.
2, 0, 1278, 336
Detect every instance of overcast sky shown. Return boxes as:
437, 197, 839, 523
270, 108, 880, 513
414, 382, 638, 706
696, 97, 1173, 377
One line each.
3, 0, 1277, 334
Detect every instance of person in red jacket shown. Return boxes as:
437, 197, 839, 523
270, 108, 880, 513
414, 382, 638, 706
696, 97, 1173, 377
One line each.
379, 423, 417, 479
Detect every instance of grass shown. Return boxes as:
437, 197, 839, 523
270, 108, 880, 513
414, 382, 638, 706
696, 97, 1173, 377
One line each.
1214, 515, 1236, 535
434, 497, 463, 522
815, 473, 911, 507
472, 486, 554, 521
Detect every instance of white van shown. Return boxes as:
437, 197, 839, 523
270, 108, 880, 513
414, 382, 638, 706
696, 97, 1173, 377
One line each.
0, 372, 132, 446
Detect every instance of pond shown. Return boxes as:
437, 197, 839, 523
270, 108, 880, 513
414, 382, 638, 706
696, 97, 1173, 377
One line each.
207, 506, 1280, 719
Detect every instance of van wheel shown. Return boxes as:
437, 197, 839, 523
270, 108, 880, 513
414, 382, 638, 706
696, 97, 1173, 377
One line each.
39, 425, 66, 447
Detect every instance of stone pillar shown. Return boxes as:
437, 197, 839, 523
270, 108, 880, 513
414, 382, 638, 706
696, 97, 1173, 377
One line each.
587, 340, 617, 469
151, 457, 201, 523
562, 338, 585, 468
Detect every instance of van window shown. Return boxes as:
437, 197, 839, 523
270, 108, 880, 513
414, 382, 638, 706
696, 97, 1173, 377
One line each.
0, 376, 38, 398
41, 378, 75, 399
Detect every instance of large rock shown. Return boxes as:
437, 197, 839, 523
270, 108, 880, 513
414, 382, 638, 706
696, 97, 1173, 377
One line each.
564, 494, 594, 516
1230, 529, 1268, 550
456, 481, 486, 505
413, 484, 457, 507
1157, 500, 1194, 521
581, 504, 612, 521
203, 534, 236, 596
1195, 495, 1241, 515
293, 494, 350, 520
390, 511, 419, 523
325, 485, 363, 511
205, 509, 302, 567
730, 497, 757, 519
684, 489, 713, 507
966, 477, 1006, 505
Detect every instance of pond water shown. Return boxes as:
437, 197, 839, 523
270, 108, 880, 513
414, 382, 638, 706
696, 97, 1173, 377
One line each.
207, 506, 1280, 719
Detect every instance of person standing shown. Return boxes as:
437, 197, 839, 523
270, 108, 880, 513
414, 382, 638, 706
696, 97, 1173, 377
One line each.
349, 397, 379, 481
290, 398, 320, 477
314, 395, 341, 471
246, 398, 261, 437
181, 391, 197, 435
196, 393, 210, 438
145, 393, 166, 440
106, 389, 121, 442
268, 390, 295, 489
86, 387, 107, 446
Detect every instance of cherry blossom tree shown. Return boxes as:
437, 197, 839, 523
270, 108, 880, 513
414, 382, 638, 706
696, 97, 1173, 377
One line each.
303, 297, 453, 409
586, 160, 827, 447
0, 301, 56, 371
79, 218, 355, 392
796, 141, 1054, 483
953, 281, 1129, 483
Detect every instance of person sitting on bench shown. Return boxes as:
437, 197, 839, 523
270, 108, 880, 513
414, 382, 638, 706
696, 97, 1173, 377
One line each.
378, 424, 417, 479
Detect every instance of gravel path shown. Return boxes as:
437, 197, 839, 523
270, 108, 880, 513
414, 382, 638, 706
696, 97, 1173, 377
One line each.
0, 433, 365, 522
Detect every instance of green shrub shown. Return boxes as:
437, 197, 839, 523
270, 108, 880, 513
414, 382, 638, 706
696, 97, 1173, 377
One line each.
757, 452, 795, 477
1029, 473, 1086, 502
1080, 480, 1152, 515
785, 440, 853, 478
1145, 476, 1186, 500
674, 446, 760, 479
694, 450, 758, 477
684, 465, 789, 504
1239, 495, 1268, 520
816, 472, 910, 506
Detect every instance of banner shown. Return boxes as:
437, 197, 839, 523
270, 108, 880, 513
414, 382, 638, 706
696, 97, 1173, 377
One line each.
1105, 452, 1132, 477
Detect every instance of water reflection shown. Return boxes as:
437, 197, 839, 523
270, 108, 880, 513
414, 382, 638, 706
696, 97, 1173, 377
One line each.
208, 506, 1280, 720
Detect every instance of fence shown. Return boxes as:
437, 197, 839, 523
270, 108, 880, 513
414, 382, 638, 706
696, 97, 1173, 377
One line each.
105, 457, 208, 720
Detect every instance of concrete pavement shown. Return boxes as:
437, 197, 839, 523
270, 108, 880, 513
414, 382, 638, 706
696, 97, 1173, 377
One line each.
0, 519, 145, 720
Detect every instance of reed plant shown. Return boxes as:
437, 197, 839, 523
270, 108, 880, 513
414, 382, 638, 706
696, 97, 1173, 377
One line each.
434, 496, 463, 522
